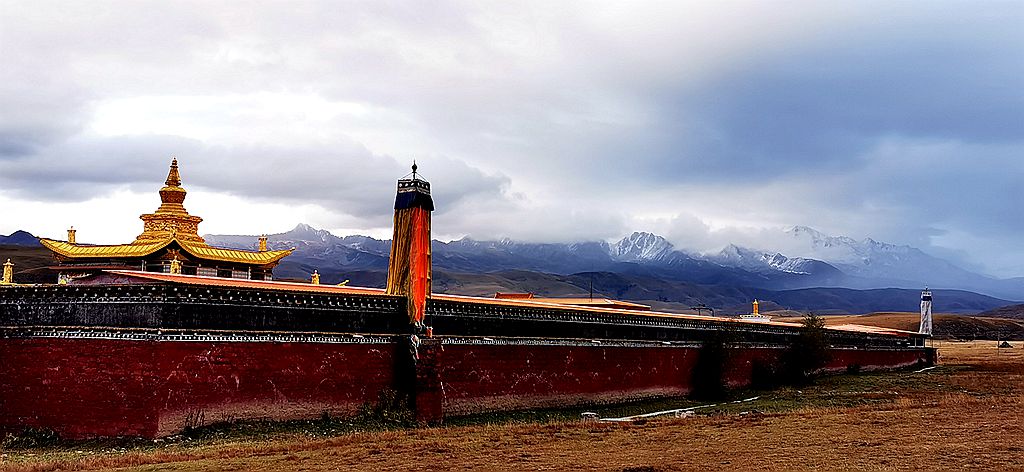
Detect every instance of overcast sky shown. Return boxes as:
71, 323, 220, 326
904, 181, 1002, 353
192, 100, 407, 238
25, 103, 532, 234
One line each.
1, 1, 1021, 277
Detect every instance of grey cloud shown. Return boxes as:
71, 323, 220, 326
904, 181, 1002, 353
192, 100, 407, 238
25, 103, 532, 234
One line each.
1, 1, 1022, 276
638, 6, 1024, 182
0, 133, 509, 230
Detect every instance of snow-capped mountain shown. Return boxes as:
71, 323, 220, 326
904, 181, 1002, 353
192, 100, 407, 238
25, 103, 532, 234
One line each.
784, 226, 979, 284
610, 232, 676, 263
206, 224, 843, 289
711, 244, 824, 275
758, 226, 1022, 299
203, 223, 1023, 300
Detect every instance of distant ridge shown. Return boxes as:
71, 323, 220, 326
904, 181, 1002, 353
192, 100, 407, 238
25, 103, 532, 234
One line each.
205, 223, 1024, 299
977, 304, 1024, 320
0, 230, 40, 247
198, 224, 1016, 314
0, 223, 1012, 314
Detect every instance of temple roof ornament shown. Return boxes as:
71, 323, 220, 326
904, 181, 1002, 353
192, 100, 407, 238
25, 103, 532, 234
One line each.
38, 158, 293, 267
169, 256, 182, 275
2, 259, 12, 284
165, 157, 181, 186
135, 158, 204, 244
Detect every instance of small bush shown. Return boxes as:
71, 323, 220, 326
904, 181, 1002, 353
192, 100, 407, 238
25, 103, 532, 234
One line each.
751, 359, 782, 390
781, 313, 832, 385
2, 428, 60, 449
180, 409, 207, 437
358, 389, 414, 426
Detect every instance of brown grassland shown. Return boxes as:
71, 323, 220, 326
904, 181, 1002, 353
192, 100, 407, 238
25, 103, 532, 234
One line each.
2, 340, 1022, 471
782, 311, 1024, 340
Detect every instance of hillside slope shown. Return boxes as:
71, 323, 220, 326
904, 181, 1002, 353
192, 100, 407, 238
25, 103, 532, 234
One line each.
0, 245, 55, 284
813, 312, 1024, 340
977, 304, 1024, 320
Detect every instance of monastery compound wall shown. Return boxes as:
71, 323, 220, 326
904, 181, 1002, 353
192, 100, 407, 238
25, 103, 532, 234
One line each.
0, 281, 933, 439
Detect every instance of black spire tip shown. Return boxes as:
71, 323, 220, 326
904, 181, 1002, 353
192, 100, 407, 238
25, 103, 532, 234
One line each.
395, 161, 433, 211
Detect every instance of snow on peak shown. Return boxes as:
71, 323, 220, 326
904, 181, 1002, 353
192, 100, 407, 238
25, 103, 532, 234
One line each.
711, 244, 813, 274
284, 223, 338, 243
610, 231, 674, 262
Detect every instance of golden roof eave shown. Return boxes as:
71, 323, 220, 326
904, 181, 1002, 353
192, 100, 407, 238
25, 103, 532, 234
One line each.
40, 237, 292, 265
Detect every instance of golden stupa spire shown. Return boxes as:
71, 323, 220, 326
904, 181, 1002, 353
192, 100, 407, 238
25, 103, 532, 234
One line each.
166, 158, 182, 187
134, 158, 205, 244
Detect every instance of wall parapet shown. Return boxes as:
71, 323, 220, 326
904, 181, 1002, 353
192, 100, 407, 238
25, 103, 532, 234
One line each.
1, 283, 924, 349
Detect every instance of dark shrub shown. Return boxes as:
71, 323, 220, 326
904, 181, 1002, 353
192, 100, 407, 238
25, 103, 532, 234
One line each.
781, 313, 832, 385
2, 428, 60, 449
751, 359, 782, 390
690, 329, 734, 400
358, 389, 414, 426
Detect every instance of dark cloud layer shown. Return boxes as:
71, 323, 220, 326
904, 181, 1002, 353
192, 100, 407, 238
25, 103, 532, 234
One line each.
0, 134, 508, 231
0, 1, 1021, 276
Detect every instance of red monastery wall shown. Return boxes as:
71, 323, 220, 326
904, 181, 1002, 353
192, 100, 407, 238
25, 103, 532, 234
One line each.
0, 338, 161, 438
154, 341, 398, 437
0, 338, 400, 439
825, 348, 929, 372
433, 344, 932, 418
438, 344, 698, 415
0, 337, 931, 439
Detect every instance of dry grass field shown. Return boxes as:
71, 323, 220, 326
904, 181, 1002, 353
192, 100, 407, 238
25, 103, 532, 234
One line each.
2, 341, 1022, 471
779, 311, 1024, 340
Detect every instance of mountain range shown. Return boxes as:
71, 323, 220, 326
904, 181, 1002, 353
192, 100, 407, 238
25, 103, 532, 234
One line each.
200, 224, 1021, 313
777, 226, 1024, 299
3, 225, 1016, 314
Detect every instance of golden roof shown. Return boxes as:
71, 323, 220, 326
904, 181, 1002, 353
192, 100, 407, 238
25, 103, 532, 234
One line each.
42, 158, 293, 266
40, 237, 292, 265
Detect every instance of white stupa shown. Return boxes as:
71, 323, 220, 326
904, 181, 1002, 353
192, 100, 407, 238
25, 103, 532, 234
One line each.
919, 288, 933, 336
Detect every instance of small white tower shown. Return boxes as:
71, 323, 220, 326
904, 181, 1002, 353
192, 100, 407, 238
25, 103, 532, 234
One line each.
919, 288, 933, 336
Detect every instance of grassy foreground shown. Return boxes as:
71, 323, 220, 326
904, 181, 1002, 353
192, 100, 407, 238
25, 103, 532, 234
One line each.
2, 341, 1022, 471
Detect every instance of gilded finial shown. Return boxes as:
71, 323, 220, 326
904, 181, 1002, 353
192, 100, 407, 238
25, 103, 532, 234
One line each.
311, 270, 320, 285
67, 226, 77, 244
169, 256, 182, 275
165, 158, 181, 187
258, 235, 268, 252
135, 157, 205, 245
2, 259, 14, 284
